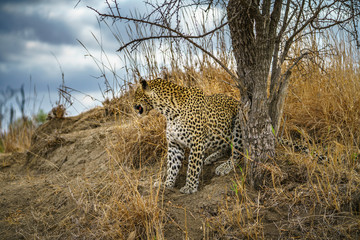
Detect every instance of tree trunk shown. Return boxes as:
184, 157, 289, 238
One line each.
227, 0, 276, 188
242, 66, 276, 188
269, 71, 291, 135
242, 96, 275, 188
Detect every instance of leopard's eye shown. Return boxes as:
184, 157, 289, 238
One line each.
134, 105, 143, 114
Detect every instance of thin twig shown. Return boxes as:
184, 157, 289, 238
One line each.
87, 5, 245, 92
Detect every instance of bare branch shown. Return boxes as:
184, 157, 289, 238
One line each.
281, 50, 311, 82
116, 20, 229, 52
350, 0, 360, 47
270, 0, 292, 96
88, 4, 245, 92
261, 0, 271, 18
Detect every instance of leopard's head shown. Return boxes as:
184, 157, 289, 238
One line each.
133, 78, 154, 116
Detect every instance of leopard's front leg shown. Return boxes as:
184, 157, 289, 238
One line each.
180, 139, 204, 194
163, 141, 185, 188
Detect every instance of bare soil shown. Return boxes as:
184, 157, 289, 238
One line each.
1, 107, 360, 239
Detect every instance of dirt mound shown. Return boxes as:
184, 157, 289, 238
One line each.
0, 107, 114, 239
1, 104, 360, 239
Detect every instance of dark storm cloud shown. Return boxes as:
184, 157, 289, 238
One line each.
0, 35, 24, 62
0, 4, 74, 45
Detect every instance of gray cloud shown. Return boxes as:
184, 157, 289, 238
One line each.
0, 3, 74, 45
0, 0, 148, 123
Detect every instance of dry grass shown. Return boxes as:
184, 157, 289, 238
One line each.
57, 95, 168, 239
285, 43, 360, 145
64, 166, 166, 239
0, 119, 34, 153
109, 113, 167, 169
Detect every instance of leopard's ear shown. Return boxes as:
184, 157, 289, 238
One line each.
140, 77, 148, 90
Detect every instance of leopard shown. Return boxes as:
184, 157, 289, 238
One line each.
133, 78, 327, 194
133, 78, 242, 194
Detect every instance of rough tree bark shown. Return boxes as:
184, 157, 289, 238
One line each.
227, 0, 280, 188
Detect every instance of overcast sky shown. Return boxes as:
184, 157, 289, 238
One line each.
0, 0, 146, 126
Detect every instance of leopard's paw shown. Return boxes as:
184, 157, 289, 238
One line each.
179, 185, 197, 194
215, 161, 233, 176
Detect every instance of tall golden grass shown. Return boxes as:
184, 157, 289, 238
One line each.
0, 119, 34, 153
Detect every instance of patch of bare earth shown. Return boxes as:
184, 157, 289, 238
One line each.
1, 106, 360, 239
